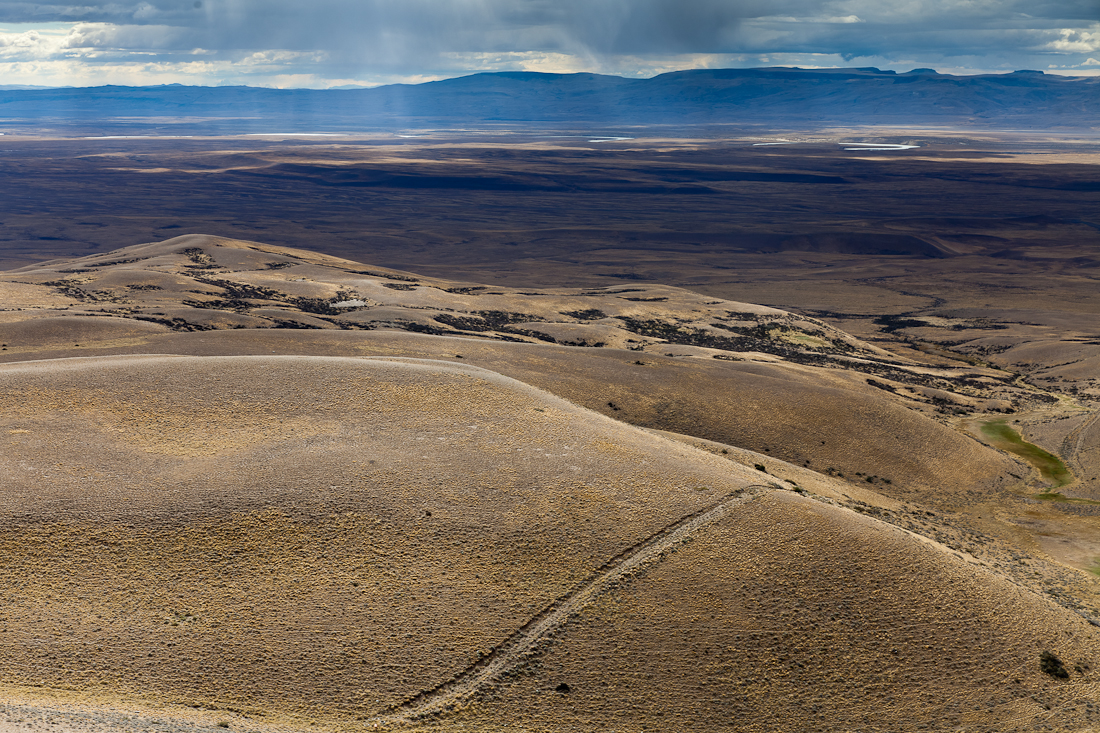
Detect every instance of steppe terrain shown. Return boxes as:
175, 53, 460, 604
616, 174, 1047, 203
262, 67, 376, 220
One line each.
1, 129, 1099, 731
1, 231, 1099, 732
2, 128, 1098, 402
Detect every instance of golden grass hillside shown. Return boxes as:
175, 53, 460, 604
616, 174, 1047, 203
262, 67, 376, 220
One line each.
0, 234, 865, 356
1, 355, 1098, 732
0, 355, 767, 721
3, 236, 1100, 732
0, 324, 1025, 506
0, 235, 1039, 508
456, 491, 1100, 733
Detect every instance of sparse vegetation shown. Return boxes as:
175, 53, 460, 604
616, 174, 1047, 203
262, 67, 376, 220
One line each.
181, 248, 217, 269
561, 309, 606, 321
1040, 650, 1069, 679
434, 311, 541, 333
348, 269, 418, 283
4, 232, 1100, 733
866, 378, 897, 394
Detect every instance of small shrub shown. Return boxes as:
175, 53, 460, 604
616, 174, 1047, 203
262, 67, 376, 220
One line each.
754, 463, 767, 473
1040, 650, 1069, 679
561, 309, 606, 321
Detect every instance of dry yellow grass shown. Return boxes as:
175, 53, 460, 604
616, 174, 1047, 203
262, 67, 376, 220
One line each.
453, 492, 1100, 733
2, 238, 1099, 732
0, 355, 764, 724
0, 235, 1045, 511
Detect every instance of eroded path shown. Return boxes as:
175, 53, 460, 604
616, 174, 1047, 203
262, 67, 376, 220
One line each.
369, 485, 770, 727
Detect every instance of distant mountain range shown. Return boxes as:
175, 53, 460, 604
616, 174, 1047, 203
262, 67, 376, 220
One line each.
2, 67, 1096, 132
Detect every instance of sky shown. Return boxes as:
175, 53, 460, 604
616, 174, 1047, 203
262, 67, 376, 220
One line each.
0, 0, 1098, 88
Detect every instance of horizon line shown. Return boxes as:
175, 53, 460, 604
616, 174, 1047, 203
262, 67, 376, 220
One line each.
3, 65, 1091, 92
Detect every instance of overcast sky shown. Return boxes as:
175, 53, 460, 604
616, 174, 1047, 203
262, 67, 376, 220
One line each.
1, 0, 1098, 87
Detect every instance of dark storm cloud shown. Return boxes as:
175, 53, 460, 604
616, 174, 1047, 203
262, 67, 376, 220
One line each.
0, 1, 203, 23
3, 1, 1094, 50
2, 0, 1099, 82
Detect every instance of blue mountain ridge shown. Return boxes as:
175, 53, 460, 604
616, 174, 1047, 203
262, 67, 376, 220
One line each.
1, 67, 1095, 131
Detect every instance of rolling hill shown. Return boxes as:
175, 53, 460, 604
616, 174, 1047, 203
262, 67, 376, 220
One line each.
1, 236, 1099, 732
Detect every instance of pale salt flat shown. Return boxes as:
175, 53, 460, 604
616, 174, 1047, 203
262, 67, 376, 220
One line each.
83, 136, 195, 139
244, 132, 347, 137
842, 143, 920, 150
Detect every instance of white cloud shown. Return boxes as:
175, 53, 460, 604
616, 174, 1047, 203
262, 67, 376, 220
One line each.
240, 50, 327, 66
440, 52, 596, 75
756, 15, 864, 24
62, 22, 186, 51
1084, 57, 1100, 65
1045, 25, 1100, 53
0, 57, 221, 86
0, 26, 71, 59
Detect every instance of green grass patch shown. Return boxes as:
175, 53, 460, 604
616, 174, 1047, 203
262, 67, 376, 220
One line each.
1033, 491, 1100, 505
979, 419, 1072, 489
779, 332, 831, 348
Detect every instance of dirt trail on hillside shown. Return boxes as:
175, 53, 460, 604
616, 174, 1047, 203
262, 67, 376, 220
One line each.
371, 485, 770, 726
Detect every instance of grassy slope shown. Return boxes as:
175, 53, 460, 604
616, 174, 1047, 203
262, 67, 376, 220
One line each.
456, 492, 1100, 733
1, 326, 1021, 509
1, 356, 1097, 732
1, 238, 1098, 731
0, 355, 761, 720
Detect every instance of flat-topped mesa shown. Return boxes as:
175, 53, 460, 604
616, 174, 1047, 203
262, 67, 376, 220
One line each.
1, 234, 888, 363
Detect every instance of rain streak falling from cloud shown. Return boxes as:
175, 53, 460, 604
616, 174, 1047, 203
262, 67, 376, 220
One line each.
0, 0, 1098, 86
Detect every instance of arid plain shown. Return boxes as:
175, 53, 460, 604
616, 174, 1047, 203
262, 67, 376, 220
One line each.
1, 130, 1100, 732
